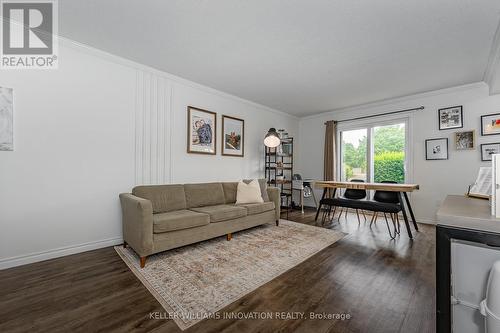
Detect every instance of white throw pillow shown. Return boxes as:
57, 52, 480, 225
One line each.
236, 179, 264, 204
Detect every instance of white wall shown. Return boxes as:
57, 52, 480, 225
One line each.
0, 40, 298, 269
297, 82, 500, 223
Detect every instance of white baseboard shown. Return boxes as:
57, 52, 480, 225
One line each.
0, 237, 123, 270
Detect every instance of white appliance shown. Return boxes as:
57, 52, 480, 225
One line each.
480, 261, 500, 332
451, 241, 500, 333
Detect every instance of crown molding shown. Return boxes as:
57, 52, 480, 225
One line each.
57, 37, 298, 120
300, 82, 488, 121
484, 20, 500, 95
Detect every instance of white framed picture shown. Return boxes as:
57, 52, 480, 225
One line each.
426, 138, 448, 160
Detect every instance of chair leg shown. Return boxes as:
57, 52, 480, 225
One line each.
355, 209, 361, 224
344, 208, 348, 219
140, 256, 147, 268
383, 213, 395, 239
335, 207, 342, 221
321, 208, 328, 225
395, 213, 400, 234
361, 210, 367, 221
370, 211, 378, 227
322, 206, 331, 226
390, 214, 399, 236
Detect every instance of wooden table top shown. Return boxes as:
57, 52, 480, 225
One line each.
314, 181, 420, 192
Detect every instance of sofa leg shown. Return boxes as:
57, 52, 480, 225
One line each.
140, 256, 147, 268
123, 241, 127, 248
276, 220, 279, 226
227, 233, 232, 241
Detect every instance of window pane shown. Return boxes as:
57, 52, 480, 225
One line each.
373, 123, 405, 183
341, 129, 367, 181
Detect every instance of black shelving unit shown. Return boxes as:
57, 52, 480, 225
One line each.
265, 137, 293, 217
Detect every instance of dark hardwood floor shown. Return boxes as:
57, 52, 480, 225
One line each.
0, 208, 435, 333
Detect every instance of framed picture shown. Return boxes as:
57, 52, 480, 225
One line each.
221, 115, 244, 157
454, 130, 475, 150
481, 143, 500, 161
425, 138, 448, 160
187, 106, 216, 155
438, 106, 463, 130
481, 113, 500, 136
0, 86, 13, 151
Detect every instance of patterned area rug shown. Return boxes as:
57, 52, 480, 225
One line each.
115, 220, 345, 330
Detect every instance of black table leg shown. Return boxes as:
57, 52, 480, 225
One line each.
397, 192, 413, 239
314, 188, 327, 221
403, 192, 419, 231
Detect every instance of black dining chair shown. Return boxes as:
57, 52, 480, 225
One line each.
371, 180, 401, 238
321, 179, 367, 224
339, 179, 367, 223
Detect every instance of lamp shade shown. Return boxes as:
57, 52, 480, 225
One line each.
264, 128, 281, 148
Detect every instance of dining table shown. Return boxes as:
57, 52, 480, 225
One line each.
314, 181, 420, 238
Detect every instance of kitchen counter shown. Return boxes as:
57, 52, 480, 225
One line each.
437, 195, 500, 234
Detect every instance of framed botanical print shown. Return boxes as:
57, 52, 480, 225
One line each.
481, 143, 500, 161
187, 106, 216, 155
481, 113, 500, 136
438, 106, 463, 130
454, 130, 475, 150
425, 138, 448, 160
221, 115, 244, 157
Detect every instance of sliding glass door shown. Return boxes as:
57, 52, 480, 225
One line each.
340, 119, 408, 183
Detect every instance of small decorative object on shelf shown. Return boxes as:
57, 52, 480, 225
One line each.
265, 134, 294, 217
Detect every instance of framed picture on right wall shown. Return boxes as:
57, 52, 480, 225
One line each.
481, 143, 500, 161
481, 113, 500, 136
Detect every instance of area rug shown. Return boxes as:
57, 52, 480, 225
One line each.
115, 220, 345, 330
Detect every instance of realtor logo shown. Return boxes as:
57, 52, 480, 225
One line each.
1, 0, 58, 69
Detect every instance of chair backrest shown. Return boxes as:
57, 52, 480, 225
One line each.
344, 179, 367, 200
373, 180, 399, 204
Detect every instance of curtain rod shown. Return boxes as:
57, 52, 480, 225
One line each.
324, 106, 425, 125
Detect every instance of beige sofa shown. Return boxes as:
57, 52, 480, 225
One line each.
119, 180, 280, 267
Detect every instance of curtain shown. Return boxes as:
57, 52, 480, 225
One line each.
324, 120, 337, 181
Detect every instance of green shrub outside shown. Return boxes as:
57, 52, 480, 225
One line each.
374, 151, 404, 183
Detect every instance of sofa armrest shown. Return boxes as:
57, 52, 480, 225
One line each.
119, 193, 154, 256
267, 187, 281, 221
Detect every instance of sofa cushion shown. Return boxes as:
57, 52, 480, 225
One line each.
190, 205, 247, 223
153, 210, 209, 233
238, 202, 275, 215
184, 183, 225, 208
253, 179, 270, 202
133, 184, 186, 214
222, 182, 238, 204
223, 179, 270, 203
236, 180, 264, 204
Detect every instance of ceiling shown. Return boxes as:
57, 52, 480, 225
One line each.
58, 0, 500, 117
